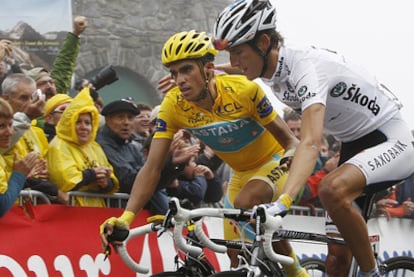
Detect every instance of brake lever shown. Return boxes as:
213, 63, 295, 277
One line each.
159, 209, 174, 237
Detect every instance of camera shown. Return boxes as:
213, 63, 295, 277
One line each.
31, 89, 45, 101
90, 65, 119, 91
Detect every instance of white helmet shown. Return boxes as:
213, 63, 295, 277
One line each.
213, 0, 276, 49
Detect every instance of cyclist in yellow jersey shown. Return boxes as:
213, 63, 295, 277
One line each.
100, 30, 308, 276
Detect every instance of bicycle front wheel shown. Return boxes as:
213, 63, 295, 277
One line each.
300, 258, 326, 277
380, 256, 414, 276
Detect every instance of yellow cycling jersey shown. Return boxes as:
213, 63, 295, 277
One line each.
154, 74, 285, 171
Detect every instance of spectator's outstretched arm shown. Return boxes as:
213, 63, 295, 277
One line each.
50, 16, 87, 94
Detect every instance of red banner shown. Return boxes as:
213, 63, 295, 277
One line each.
0, 205, 223, 277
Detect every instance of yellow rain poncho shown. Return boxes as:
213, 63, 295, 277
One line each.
47, 88, 119, 207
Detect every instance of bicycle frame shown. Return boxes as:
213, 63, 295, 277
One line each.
117, 195, 413, 276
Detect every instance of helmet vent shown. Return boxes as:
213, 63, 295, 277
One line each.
175, 44, 182, 55
193, 43, 205, 53
263, 10, 275, 25
222, 25, 232, 40
185, 42, 194, 53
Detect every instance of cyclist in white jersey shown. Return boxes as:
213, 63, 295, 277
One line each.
212, 0, 414, 276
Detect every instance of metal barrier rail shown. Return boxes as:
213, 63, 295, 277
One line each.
18, 190, 51, 205
67, 191, 130, 208
18, 190, 324, 217
290, 205, 325, 217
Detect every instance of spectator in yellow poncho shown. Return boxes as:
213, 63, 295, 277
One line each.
47, 88, 119, 207
0, 98, 38, 216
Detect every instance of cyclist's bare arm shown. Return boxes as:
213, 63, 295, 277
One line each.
101, 138, 172, 247
282, 103, 326, 200
126, 138, 172, 214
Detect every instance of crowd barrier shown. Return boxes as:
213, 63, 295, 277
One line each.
17, 190, 323, 216
18, 190, 51, 205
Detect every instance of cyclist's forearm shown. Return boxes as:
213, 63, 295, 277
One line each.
125, 164, 160, 214
283, 142, 319, 201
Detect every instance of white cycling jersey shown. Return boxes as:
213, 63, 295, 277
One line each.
262, 45, 402, 143
262, 45, 414, 186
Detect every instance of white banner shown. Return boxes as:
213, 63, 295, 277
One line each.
0, 0, 72, 70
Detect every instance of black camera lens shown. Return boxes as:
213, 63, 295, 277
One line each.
90, 65, 119, 91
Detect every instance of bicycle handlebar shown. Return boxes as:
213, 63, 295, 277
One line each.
170, 197, 294, 266
256, 205, 294, 265
170, 197, 248, 256
194, 220, 227, 253
117, 223, 162, 274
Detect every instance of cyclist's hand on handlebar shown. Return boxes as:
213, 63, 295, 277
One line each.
267, 193, 293, 217
100, 211, 135, 258
279, 148, 295, 169
252, 193, 293, 219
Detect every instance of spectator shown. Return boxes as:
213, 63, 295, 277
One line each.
43, 94, 73, 142
0, 40, 12, 61
167, 156, 208, 208
0, 98, 39, 217
0, 42, 44, 153
378, 176, 414, 219
283, 108, 301, 140
96, 99, 144, 193
1, 73, 67, 204
148, 104, 160, 135
1, 58, 23, 95
165, 131, 223, 208
296, 150, 340, 208
96, 98, 169, 213
26, 67, 56, 100
1, 40, 24, 94
131, 103, 152, 152
25, 16, 87, 128
96, 99, 170, 213
283, 107, 328, 173
375, 181, 414, 219
47, 88, 119, 207
193, 140, 225, 204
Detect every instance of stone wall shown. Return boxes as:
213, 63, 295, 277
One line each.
72, 0, 232, 100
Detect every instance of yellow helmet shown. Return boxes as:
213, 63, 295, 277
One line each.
161, 30, 218, 66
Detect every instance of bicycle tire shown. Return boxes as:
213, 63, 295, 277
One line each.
300, 258, 326, 277
150, 266, 212, 277
210, 271, 248, 277
210, 268, 282, 277
151, 272, 186, 277
380, 256, 414, 275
